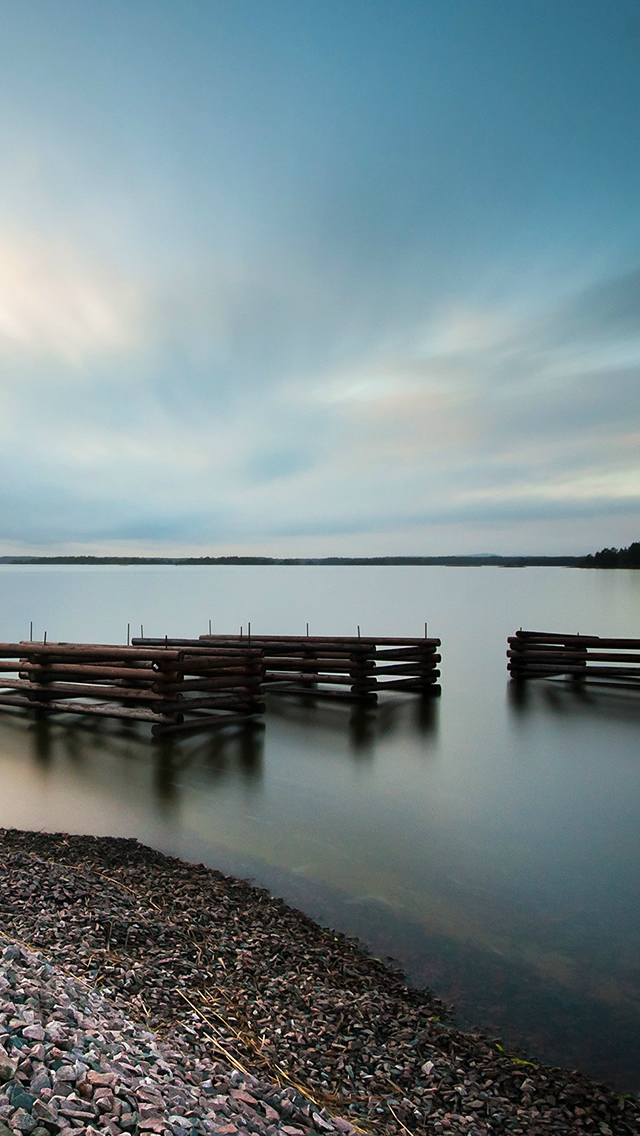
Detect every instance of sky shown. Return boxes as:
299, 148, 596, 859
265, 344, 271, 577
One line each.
0, 0, 639, 557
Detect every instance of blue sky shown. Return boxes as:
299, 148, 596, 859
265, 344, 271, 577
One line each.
0, 0, 639, 555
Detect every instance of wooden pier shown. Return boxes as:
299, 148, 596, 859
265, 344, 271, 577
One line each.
0, 631, 440, 738
135, 633, 441, 703
507, 630, 640, 689
0, 640, 265, 737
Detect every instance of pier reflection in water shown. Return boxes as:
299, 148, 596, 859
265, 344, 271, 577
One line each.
0, 564, 639, 1094
508, 673, 640, 725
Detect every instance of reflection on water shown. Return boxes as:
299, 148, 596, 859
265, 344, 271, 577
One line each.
509, 675, 640, 725
20, 713, 268, 807
0, 565, 639, 1094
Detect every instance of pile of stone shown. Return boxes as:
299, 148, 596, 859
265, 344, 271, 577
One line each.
0, 942, 354, 1136
0, 829, 638, 1136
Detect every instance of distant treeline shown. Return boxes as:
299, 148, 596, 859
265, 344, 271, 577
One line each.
0, 549, 637, 567
582, 541, 640, 568
0, 554, 585, 567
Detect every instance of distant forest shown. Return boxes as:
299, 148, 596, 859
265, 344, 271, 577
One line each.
582, 541, 640, 568
0, 546, 638, 567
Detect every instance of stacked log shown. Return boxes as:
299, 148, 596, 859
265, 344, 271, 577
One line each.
138, 635, 441, 702
0, 641, 265, 737
507, 630, 640, 688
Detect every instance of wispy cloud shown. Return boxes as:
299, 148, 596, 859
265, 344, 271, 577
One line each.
0, 1, 638, 555
0, 231, 141, 367
1, 254, 639, 554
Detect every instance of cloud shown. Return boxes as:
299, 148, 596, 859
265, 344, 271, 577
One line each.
541, 268, 640, 348
1, 239, 640, 555
0, 231, 142, 368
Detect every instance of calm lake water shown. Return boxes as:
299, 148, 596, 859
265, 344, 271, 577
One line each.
0, 565, 639, 1092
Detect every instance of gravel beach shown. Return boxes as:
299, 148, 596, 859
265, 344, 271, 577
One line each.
0, 830, 636, 1136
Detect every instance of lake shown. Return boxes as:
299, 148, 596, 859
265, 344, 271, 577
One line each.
0, 564, 639, 1093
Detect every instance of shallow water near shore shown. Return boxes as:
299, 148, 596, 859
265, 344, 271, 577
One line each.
0, 564, 639, 1092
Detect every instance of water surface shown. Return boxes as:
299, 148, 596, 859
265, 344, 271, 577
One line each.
0, 565, 639, 1091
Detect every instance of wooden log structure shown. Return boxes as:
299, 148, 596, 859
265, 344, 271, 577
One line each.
0, 641, 266, 737
135, 634, 441, 702
507, 630, 640, 688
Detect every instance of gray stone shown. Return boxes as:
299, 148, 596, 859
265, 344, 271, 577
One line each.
30, 1071, 52, 1095
56, 1065, 77, 1083
12, 1108, 37, 1133
7, 1084, 36, 1110
51, 1080, 74, 1098
33, 1099, 58, 1124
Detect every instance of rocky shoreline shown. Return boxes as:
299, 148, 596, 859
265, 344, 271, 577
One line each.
0, 830, 637, 1136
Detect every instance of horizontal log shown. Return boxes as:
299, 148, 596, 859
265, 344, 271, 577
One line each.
213, 642, 377, 656
164, 696, 266, 713
48, 700, 177, 722
0, 695, 171, 723
262, 653, 367, 663
261, 658, 372, 674
264, 671, 375, 687
16, 663, 168, 683
153, 659, 262, 673
153, 663, 262, 677
376, 681, 442, 695
372, 660, 440, 675
0, 677, 168, 702
507, 643, 590, 654
178, 655, 264, 667
508, 649, 590, 664
177, 664, 264, 678
199, 634, 441, 647
509, 633, 640, 650
507, 648, 640, 664
0, 643, 186, 662
135, 637, 264, 654
18, 672, 161, 688
372, 647, 439, 660
375, 673, 441, 688
155, 675, 262, 694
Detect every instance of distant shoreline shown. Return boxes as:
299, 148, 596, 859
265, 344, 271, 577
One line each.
0, 554, 610, 567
